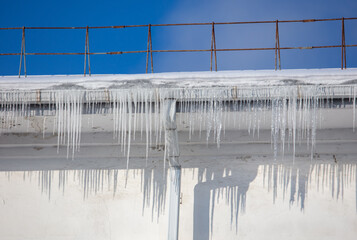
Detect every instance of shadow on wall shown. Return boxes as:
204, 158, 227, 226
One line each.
1, 157, 356, 238
193, 162, 259, 240
192, 158, 357, 240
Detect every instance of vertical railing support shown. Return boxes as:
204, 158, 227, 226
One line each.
275, 20, 281, 70
146, 24, 153, 73
341, 17, 347, 69
84, 26, 91, 76
164, 99, 181, 240
210, 22, 217, 71
18, 26, 27, 78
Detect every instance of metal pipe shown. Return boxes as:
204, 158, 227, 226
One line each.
164, 99, 181, 240
168, 165, 181, 240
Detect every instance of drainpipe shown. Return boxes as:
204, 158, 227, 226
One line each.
164, 99, 181, 240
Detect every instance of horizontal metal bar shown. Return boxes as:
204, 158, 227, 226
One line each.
1, 44, 357, 56
1, 17, 357, 30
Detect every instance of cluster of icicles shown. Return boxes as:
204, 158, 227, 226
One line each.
0, 85, 356, 161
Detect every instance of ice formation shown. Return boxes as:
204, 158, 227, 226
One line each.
0, 85, 356, 161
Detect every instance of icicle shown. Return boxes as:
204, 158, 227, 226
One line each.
42, 116, 46, 138
1, 84, 357, 168
353, 86, 356, 132
126, 92, 133, 170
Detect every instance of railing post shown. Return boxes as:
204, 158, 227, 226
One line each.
18, 26, 27, 78
210, 22, 217, 71
275, 20, 281, 70
146, 24, 153, 73
164, 99, 181, 240
341, 17, 347, 69
84, 26, 91, 76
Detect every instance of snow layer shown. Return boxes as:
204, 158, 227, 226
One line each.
1, 68, 357, 90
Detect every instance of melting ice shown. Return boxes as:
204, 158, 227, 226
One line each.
0, 85, 356, 161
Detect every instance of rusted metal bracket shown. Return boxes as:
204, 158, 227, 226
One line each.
36, 90, 41, 103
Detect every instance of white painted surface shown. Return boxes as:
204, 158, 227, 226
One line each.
1, 68, 357, 239
0, 157, 356, 240
1, 123, 356, 240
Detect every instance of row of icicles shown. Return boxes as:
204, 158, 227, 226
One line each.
0, 85, 356, 161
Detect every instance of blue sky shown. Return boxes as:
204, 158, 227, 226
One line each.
0, 0, 357, 75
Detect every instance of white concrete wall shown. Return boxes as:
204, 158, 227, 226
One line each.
1, 108, 357, 240
0, 157, 356, 240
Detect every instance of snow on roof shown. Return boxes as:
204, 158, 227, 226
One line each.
1, 68, 357, 90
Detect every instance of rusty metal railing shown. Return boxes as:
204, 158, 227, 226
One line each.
1, 17, 357, 77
